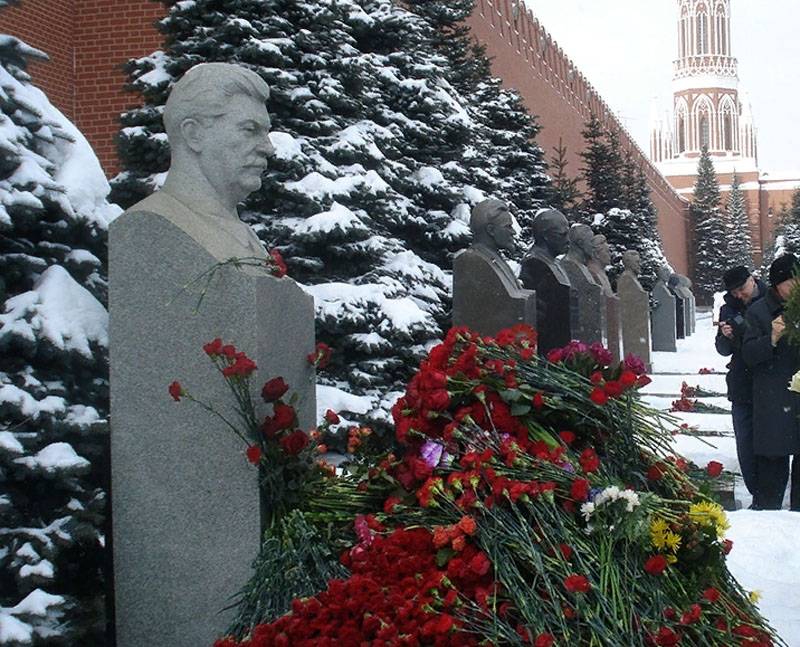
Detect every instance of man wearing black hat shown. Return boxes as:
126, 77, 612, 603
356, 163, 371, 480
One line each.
742, 253, 800, 510
715, 266, 765, 501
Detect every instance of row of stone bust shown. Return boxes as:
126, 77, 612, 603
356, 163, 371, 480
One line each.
453, 201, 696, 369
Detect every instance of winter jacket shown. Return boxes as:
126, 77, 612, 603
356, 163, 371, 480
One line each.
741, 287, 800, 456
714, 279, 766, 404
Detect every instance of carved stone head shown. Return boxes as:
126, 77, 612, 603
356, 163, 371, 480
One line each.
656, 265, 671, 283
164, 63, 275, 210
470, 199, 516, 253
532, 208, 569, 258
622, 250, 641, 276
591, 234, 611, 267
567, 224, 594, 264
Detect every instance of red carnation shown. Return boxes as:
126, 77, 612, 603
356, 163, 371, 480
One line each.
589, 387, 608, 405
702, 587, 720, 603
246, 445, 262, 464
706, 460, 723, 477
280, 430, 309, 455
559, 430, 576, 445
261, 376, 289, 402
570, 478, 591, 501
168, 381, 183, 402
535, 634, 555, 647
653, 627, 681, 646
426, 389, 451, 411
268, 248, 287, 278
533, 392, 545, 410
680, 603, 702, 625
469, 551, 491, 576
647, 463, 665, 481
645, 554, 668, 576
579, 448, 600, 473
324, 409, 340, 424
222, 354, 257, 377
203, 337, 223, 356
722, 539, 733, 555
307, 342, 332, 369
272, 402, 297, 431
603, 379, 623, 398
563, 574, 591, 594
559, 543, 573, 560
620, 370, 637, 388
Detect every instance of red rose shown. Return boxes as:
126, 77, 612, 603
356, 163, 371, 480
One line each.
261, 376, 289, 402
203, 338, 223, 356
324, 409, 340, 424
168, 381, 183, 401
620, 370, 637, 388
702, 587, 720, 603
535, 634, 555, 647
644, 554, 668, 576
246, 445, 262, 464
589, 388, 608, 405
579, 448, 600, 473
280, 430, 309, 455
268, 248, 287, 278
706, 460, 723, 477
563, 574, 591, 593
272, 402, 296, 431
570, 478, 591, 501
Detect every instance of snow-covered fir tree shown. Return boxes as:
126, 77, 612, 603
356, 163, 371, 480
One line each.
580, 114, 623, 218
0, 33, 119, 644
110, 0, 551, 441
548, 138, 581, 220
690, 146, 727, 303
776, 188, 800, 255
725, 173, 753, 269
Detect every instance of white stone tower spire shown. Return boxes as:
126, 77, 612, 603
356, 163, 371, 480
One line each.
650, 0, 756, 164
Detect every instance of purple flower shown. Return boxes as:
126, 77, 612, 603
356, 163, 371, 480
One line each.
420, 440, 445, 469
560, 461, 576, 473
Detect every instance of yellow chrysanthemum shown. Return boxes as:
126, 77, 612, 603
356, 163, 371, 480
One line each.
665, 554, 678, 565
749, 590, 762, 603
650, 518, 669, 549
689, 501, 730, 536
663, 531, 682, 553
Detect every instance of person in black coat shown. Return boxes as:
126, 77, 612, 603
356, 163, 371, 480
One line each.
715, 266, 766, 499
741, 254, 800, 510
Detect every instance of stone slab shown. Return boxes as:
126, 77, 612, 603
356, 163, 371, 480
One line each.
109, 212, 315, 647
453, 247, 536, 337
605, 294, 623, 363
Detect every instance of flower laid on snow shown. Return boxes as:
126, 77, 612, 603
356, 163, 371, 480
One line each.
689, 501, 730, 536
706, 460, 724, 477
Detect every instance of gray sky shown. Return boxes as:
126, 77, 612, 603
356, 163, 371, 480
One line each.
523, 0, 800, 174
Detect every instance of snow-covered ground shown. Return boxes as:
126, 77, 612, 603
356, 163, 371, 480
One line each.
652, 310, 800, 646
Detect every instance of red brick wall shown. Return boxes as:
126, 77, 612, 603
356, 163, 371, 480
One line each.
468, 0, 691, 275
73, 1, 164, 176
0, 0, 76, 119
0, 0, 164, 176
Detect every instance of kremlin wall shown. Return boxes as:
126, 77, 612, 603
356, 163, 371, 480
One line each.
0, 0, 695, 273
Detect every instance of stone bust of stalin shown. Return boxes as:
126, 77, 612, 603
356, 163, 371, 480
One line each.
124, 63, 275, 263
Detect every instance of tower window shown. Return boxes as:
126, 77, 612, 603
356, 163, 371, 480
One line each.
723, 114, 732, 150
697, 11, 708, 55
678, 115, 686, 153
700, 114, 710, 149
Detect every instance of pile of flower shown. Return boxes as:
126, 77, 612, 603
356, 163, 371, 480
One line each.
671, 382, 730, 414
212, 324, 781, 646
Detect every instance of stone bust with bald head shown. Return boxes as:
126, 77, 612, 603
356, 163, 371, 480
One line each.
466, 199, 519, 288
124, 62, 275, 263
587, 233, 614, 295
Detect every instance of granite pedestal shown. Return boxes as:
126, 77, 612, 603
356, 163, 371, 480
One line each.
618, 271, 652, 371
651, 280, 677, 352
520, 254, 576, 355
559, 257, 606, 346
453, 246, 536, 337
109, 212, 315, 647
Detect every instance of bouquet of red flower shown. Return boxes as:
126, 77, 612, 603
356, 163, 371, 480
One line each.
212, 325, 780, 647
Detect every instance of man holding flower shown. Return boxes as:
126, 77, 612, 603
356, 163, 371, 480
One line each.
742, 254, 800, 510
